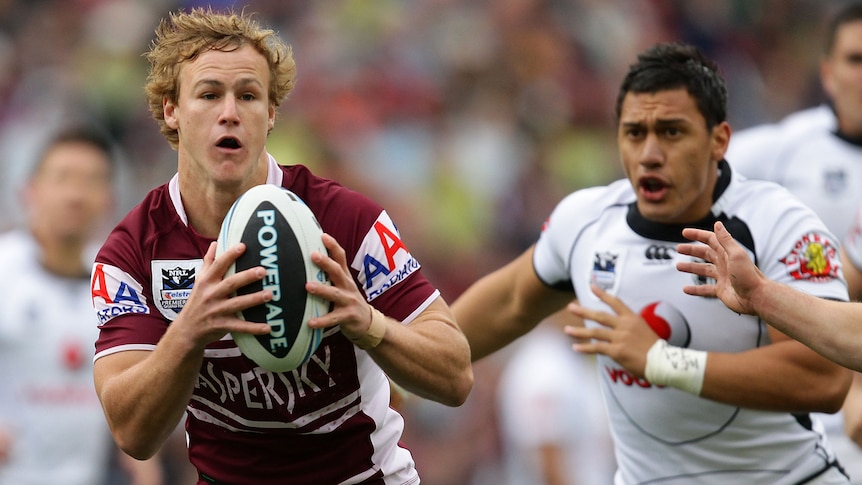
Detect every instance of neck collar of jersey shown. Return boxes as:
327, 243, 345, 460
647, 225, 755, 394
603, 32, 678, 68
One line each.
626, 159, 732, 242
169, 153, 284, 227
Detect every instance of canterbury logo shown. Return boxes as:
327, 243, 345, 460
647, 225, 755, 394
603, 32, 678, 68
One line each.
644, 245, 675, 260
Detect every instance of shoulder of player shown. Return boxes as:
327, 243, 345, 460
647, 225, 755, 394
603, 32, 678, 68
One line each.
724, 176, 837, 251
282, 165, 385, 252
728, 106, 834, 161
0, 230, 36, 268
98, 184, 180, 262
728, 174, 812, 210
281, 164, 384, 232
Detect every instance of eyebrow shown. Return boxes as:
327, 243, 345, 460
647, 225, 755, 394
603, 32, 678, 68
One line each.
621, 118, 689, 127
193, 77, 265, 90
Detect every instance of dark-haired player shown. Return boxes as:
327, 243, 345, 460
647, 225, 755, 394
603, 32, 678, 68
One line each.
453, 42, 852, 484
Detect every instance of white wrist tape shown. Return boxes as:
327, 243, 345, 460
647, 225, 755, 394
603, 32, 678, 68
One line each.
644, 339, 707, 396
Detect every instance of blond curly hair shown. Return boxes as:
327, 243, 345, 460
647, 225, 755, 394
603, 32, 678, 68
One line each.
144, 7, 297, 149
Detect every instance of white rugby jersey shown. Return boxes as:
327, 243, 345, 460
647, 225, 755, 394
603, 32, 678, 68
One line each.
0, 231, 113, 485
727, 105, 862, 241
533, 162, 849, 484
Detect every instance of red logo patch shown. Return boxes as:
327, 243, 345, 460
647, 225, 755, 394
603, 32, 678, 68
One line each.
779, 232, 841, 281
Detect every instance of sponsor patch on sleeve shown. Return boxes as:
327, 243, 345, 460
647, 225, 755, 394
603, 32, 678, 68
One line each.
91, 263, 150, 324
151, 260, 203, 320
351, 211, 420, 301
779, 232, 841, 281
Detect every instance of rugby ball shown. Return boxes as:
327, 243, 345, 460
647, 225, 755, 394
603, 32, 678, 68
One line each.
216, 184, 329, 372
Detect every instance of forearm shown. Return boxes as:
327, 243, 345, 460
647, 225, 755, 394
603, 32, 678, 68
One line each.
698, 339, 850, 412
369, 310, 472, 407
96, 326, 204, 459
750, 280, 862, 370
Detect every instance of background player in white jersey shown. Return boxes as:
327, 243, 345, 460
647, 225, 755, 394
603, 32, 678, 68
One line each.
453, 42, 852, 484
495, 313, 616, 485
726, 2, 862, 239
0, 127, 164, 484
90, 8, 472, 484
725, 4, 862, 479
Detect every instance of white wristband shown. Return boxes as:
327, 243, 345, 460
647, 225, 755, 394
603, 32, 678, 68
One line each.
644, 339, 707, 396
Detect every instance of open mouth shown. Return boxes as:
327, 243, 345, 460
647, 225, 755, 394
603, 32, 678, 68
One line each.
217, 137, 242, 149
638, 177, 668, 201
640, 178, 666, 193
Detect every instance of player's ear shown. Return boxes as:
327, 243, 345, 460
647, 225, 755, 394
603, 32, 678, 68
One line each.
267, 104, 275, 133
820, 57, 836, 100
164, 96, 179, 130
710, 121, 731, 162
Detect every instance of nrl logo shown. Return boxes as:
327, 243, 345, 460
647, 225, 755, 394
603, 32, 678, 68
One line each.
151, 260, 202, 319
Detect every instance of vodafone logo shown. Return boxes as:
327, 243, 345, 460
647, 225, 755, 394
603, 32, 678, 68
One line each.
639, 301, 691, 347
605, 301, 690, 390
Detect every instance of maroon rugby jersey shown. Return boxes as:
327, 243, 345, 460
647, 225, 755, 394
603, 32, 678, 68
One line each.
92, 156, 434, 484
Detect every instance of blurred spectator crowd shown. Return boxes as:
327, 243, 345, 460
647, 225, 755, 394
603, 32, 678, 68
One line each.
0, 1, 852, 484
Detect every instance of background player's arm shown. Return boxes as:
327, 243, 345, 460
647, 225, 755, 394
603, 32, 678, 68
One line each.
568, 285, 851, 412
452, 246, 576, 362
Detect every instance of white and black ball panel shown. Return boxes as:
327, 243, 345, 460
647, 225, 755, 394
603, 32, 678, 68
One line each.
217, 184, 329, 372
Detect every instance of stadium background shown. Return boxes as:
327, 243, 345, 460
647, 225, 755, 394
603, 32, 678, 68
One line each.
0, 1, 853, 483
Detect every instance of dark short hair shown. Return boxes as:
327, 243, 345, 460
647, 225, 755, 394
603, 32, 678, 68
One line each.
614, 42, 727, 130
30, 125, 115, 178
825, 2, 862, 55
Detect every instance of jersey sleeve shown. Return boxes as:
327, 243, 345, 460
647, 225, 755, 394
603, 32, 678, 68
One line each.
91, 213, 170, 360
533, 193, 580, 288
533, 186, 614, 290
302, 177, 439, 325
752, 186, 848, 302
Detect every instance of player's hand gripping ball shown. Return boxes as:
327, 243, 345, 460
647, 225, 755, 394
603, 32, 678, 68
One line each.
216, 184, 330, 372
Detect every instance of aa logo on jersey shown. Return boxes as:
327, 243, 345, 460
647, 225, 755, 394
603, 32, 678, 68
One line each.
91, 263, 149, 324
780, 232, 841, 281
151, 260, 202, 319
351, 211, 419, 301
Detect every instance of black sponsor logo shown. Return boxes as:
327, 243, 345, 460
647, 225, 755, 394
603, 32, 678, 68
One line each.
162, 266, 195, 290
644, 245, 674, 261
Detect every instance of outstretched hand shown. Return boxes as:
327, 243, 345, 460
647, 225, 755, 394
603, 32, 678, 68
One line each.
676, 221, 763, 315
564, 285, 658, 378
